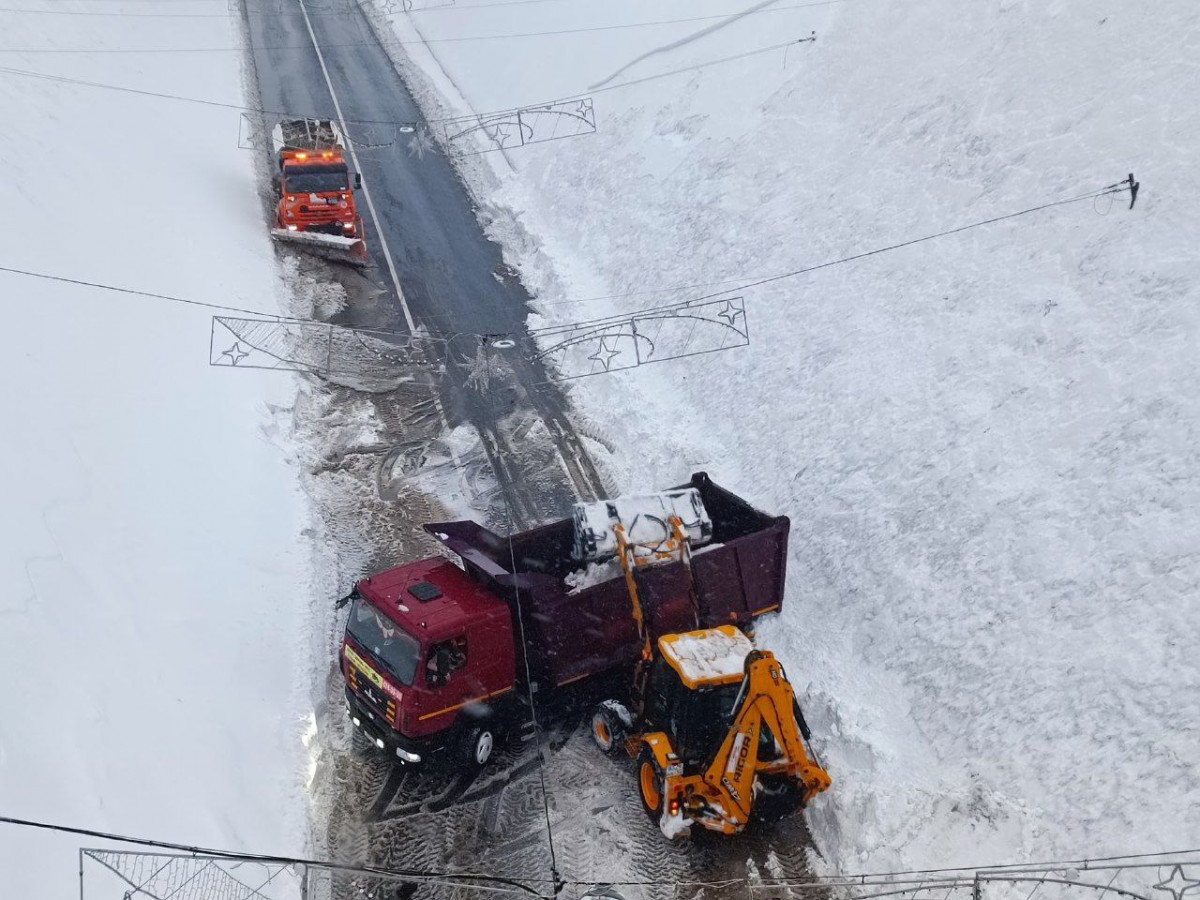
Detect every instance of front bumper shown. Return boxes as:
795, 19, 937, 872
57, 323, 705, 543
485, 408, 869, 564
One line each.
344, 688, 451, 765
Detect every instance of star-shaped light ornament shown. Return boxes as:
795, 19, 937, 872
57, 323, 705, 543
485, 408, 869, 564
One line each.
1154, 866, 1200, 900
588, 337, 622, 371
717, 300, 744, 328
576, 99, 593, 121
221, 342, 250, 365
487, 122, 513, 146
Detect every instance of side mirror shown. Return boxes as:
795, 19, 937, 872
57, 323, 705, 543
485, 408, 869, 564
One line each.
335, 586, 360, 610
354, 173, 362, 190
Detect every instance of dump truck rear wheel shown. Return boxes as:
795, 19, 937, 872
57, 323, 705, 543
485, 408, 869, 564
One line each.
637, 748, 664, 819
591, 705, 626, 754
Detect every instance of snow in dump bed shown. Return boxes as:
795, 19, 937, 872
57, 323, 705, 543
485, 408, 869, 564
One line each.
662, 628, 754, 685
573, 488, 712, 562
0, 3, 309, 895
377, 0, 1200, 875
565, 558, 624, 595
272, 118, 345, 153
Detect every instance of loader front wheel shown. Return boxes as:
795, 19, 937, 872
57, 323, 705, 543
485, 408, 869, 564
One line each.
637, 748, 664, 819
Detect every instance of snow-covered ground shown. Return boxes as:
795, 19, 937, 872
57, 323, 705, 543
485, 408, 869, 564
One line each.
0, 3, 311, 896
373, 0, 1200, 873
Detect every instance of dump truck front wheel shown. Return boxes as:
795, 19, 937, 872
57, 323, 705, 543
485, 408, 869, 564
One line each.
637, 747, 664, 819
461, 724, 496, 769
591, 704, 627, 754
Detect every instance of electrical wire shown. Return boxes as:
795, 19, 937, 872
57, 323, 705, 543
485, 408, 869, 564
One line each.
0, 28, 808, 115
0, 0, 841, 19
0, 176, 1140, 335
406, 0, 850, 13
0, 10, 816, 52
678, 177, 1139, 307
6, 807, 1196, 893
0, 3, 393, 15
503, 176, 1140, 324
498, 458, 562, 895
0, 264, 297, 319
0, 815, 548, 895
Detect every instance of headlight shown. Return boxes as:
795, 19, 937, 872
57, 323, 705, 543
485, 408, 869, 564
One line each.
340, 200, 348, 208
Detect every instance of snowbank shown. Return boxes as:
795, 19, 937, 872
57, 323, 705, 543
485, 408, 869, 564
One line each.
373, 0, 1200, 872
0, 3, 310, 895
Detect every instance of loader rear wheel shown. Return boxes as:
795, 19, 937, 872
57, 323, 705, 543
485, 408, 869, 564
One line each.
590, 705, 626, 755
637, 748, 664, 819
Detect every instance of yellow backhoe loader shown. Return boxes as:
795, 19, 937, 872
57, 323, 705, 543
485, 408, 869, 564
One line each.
588, 508, 831, 838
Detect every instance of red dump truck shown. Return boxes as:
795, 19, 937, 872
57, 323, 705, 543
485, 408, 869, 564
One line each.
339, 473, 791, 767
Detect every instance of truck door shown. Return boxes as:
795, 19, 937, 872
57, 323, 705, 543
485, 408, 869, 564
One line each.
425, 637, 468, 691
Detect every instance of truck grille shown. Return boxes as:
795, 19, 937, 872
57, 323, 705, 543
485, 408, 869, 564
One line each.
347, 666, 396, 723
301, 222, 347, 236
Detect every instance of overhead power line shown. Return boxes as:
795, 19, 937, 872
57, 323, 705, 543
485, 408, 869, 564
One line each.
0, 264, 290, 319
0, 4, 387, 16
0, 6, 825, 50
11, 810, 1192, 894
0, 814, 546, 895
676, 175, 1141, 307
1, 176, 1141, 334
405, 0, 850, 13
0, 0, 843, 18
0, 30, 806, 111
504, 175, 1142, 316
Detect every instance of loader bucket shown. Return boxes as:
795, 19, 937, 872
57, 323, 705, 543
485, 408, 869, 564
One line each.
270, 226, 369, 268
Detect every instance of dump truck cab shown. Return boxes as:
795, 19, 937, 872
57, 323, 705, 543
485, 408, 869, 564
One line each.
341, 557, 516, 766
337, 473, 798, 773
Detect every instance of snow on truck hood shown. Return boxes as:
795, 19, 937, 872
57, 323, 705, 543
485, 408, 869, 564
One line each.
659, 626, 754, 688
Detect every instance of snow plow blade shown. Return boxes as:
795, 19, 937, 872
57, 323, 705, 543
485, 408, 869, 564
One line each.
270, 226, 369, 267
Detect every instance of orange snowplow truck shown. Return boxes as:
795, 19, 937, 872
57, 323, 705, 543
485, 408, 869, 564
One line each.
271, 119, 368, 266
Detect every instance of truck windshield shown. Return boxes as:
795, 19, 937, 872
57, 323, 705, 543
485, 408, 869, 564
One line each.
284, 165, 348, 194
346, 596, 420, 686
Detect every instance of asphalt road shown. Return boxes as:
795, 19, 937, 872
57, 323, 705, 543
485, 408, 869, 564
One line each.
239, 4, 814, 896
242, 0, 604, 526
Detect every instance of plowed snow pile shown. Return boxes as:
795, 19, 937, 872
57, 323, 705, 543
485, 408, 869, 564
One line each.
377, 0, 1200, 871
0, 3, 310, 896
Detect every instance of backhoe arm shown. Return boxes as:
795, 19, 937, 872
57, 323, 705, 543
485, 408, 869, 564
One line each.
704, 651, 832, 820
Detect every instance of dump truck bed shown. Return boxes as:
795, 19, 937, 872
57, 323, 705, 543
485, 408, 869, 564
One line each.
425, 472, 790, 689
